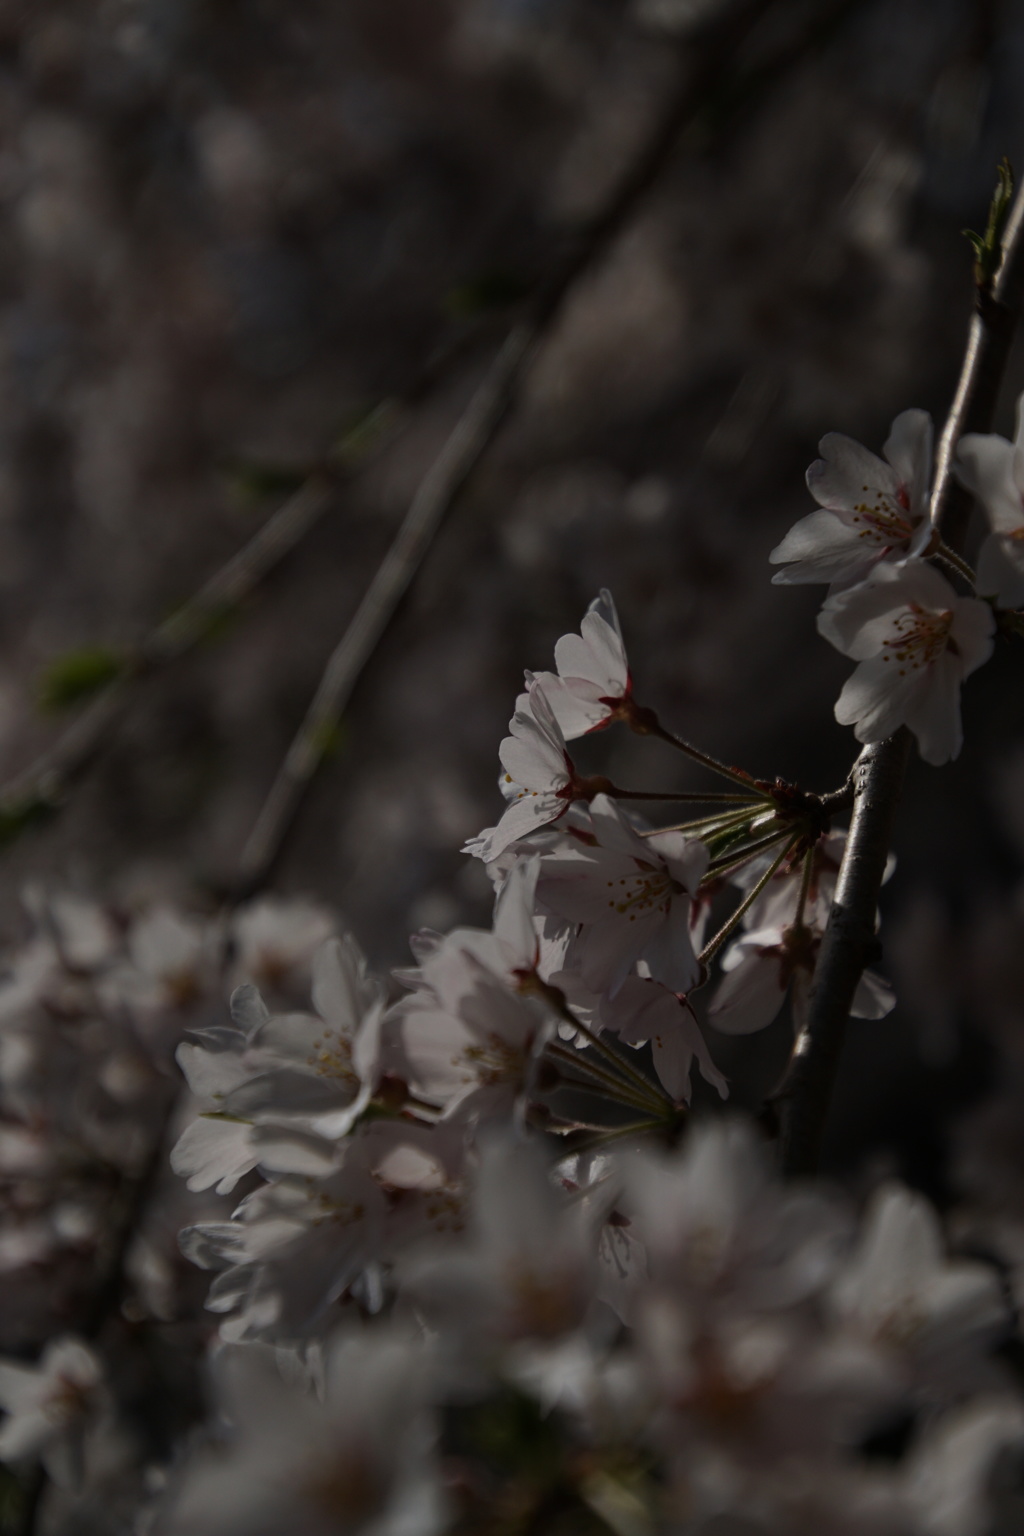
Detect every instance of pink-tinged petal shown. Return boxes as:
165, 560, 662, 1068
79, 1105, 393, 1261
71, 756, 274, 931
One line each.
902, 651, 963, 766
883, 409, 933, 516
583, 588, 627, 665
807, 432, 899, 512
230, 983, 270, 1039
977, 532, 1024, 607
852, 967, 895, 1019
352, 997, 385, 1092
709, 950, 786, 1034
886, 558, 961, 608
398, 1002, 476, 1102
955, 434, 1023, 534
483, 793, 567, 862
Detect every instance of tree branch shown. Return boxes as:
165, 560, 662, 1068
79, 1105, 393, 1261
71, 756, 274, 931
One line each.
777, 175, 1024, 1178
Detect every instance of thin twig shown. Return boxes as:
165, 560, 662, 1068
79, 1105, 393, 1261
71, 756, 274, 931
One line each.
777, 178, 1024, 1178
646, 718, 771, 795
699, 836, 796, 967
557, 1120, 665, 1158
561, 1016, 675, 1114
703, 823, 787, 879
546, 1041, 670, 1117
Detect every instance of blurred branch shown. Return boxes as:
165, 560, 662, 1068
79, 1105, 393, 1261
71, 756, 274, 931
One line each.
235, 0, 863, 896
777, 171, 1024, 1179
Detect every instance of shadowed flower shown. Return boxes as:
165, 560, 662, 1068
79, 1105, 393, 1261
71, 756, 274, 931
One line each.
817, 559, 994, 765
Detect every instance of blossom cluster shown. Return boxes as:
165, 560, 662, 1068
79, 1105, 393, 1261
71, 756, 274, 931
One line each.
2, 402, 1024, 1534
768, 405, 1024, 766
0, 889, 334, 1351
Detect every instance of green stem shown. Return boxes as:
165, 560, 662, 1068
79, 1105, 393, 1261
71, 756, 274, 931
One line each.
639, 804, 762, 838
607, 786, 760, 804
560, 1120, 666, 1157
792, 846, 815, 931
703, 824, 788, 880
935, 539, 977, 586
551, 999, 675, 1112
699, 838, 797, 967
546, 1041, 669, 1117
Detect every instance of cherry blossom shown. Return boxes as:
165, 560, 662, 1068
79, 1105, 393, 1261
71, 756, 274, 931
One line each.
180, 1143, 388, 1342
621, 1119, 848, 1314
172, 935, 385, 1195
710, 923, 894, 1036
163, 1329, 444, 1536
536, 792, 708, 997
182, 1121, 468, 1343
399, 1135, 596, 1351
124, 904, 217, 1012
904, 1397, 1024, 1536
529, 588, 634, 739
770, 409, 934, 586
0, 1337, 104, 1486
956, 401, 1024, 606
394, 935, 553, 1122
471, 679, 601, 862
171, 983, 273, 1194
230, 895, 335, 995
829, 1184, 1006, 1398
566, 971, 727, 1102
224, 936, 385, 1140
817, 559, 995, 765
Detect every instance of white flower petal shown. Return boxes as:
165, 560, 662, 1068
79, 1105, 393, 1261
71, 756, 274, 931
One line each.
807, 432, 899, 511
883, 408, 933, 515
955, 432, 1023, 534
709, 951, 786, 1034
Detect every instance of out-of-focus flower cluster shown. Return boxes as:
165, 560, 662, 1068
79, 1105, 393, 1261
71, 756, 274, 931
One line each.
0, 888, 333, 1350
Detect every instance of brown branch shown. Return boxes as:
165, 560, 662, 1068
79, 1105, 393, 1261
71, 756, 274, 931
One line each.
777, 177, 1024, 1179
235, 0, 864, 896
